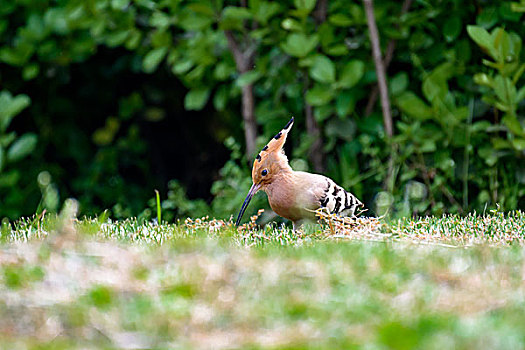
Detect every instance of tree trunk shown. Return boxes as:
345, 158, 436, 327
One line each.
224, 30, 258, 157
241, 83, 257, 157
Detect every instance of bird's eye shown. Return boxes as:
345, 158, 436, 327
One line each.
261, 169, 268, 176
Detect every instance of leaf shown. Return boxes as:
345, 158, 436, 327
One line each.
22, 63, 39, 81
0, 47, 28, 66
0, 91, 31, 132
420, 139, 436, 152
7, 133, 37, 162
336, 90, 356, 118
396, 92, 433, 119
476, 7, 498, 28
184, 88, 210, 111
467, 25, 495, 59
293, 0, 316, 13
111, 0, 129, 9
314, 105, 333, 122
187, 3, 215, 17
281, 18, 302, 31
325, 44, 348, 56
222, 6, 252, 20
511, 138, 525, 151
338, 60, 365, 88
422, 77, 447, 104
491, 27, 518, 64
25, 14, 46, 41
305, 85, 334, 106
503, 114, 524, 136
251, 1, 280, 25
389, 72, 408, 96
493, 75, 516, 106
511, 2, 525, 12
473, 73, 493, 87
281, 33, 318, 58
309, 55, 335, 84
422, 63, 454, 103
44, 8, 68, 35
0, 170, 20, 187
150, 11, 171, 28
172, 59, 193, 75
517, 86, 525, 102
125, 30, 142, 50
0, 132, 16, 148
0, 145, 3, 172
220, 6, 253, 29
213, 86, 229, 111
492, 138, 511, 149
179, 10, 213, 31
213, 62, 234, 81
236, 71, 261, 87
105, 30, 130, 47
443, 16, 461, 42
328, 14, 353, 26
471, 121, 492, 133
513, 63, 525, 85
143, 47, 168, 73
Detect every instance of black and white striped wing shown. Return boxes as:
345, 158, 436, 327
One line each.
318, 178, 363, 217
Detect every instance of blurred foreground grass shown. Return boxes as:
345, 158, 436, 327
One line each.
1, 209, 525, 349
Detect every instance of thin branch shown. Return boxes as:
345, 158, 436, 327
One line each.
314, 0, 328, 23
363, 0, 396, 191
244, 43, 258, 65
415, 153, 436, 209
241, 84, 257, 157
224, 0, 259, 157
224, 30, 248, 72
304, 81, 324, 171
365, 0, 411, 116
224, 30, 257, 157
440, 184, 463, 213
362, 0, 398, 137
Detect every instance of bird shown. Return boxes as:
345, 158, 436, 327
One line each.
235, 117, 363, 229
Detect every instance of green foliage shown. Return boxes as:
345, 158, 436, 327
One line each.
0, 91, 33, 169
0, 0, 524, 220
0, 91, 41, 216
149, 137, 270, 223
152, 179, 209, 222
209, 137, 271, 220
468, 26, 525, 150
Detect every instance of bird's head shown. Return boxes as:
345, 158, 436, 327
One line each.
235, 117, 294, 226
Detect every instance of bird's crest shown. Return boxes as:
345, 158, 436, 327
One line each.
254, 117, 294, 164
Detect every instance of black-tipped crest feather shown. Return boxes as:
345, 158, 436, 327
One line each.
284, 116, 294, 130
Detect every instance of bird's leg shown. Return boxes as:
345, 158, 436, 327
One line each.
292, 220, 305, 232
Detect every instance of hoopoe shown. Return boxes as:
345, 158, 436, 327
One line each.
236, 117, 363, 229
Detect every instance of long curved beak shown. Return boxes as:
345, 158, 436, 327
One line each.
235, 183, 261, 226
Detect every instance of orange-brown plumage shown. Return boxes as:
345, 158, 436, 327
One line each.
236, 117, 363, 228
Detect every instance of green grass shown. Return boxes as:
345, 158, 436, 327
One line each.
1, 210, 525, 349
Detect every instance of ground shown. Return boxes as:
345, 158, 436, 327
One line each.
0, 209, 524, 349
